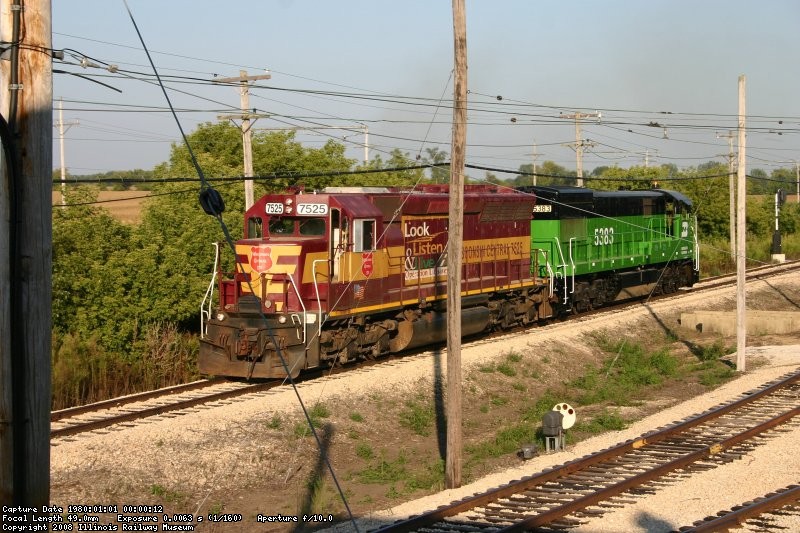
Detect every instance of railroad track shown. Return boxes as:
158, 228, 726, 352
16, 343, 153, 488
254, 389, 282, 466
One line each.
691, 259, 800, 290
49, 362, 383, 440
376, 369, 800, 532
680, 484, 800, 532
50, 379, 275, 440
50, 261, 800, 443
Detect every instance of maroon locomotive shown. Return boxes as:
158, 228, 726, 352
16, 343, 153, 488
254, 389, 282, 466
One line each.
199, 185, 552, 379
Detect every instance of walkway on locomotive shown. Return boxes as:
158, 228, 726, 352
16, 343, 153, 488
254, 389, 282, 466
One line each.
231, 186, 541, 323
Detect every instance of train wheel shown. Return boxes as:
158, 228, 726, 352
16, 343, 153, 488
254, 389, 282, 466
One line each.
572, 283, 591, 313
663, 267, 678, 294
501, 303, 516, 329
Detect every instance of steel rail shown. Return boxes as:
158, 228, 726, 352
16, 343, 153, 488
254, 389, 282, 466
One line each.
376, 370, 800, 532
682, 484, 800, 532
50, 381, 274, 439
51, 378, 221, 422
501, 405, 800, 532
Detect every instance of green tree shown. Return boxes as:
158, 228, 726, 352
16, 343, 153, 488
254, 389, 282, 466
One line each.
673, 162, 730, 239
519, 161, 577, 186
52, 187, 134, 351
422, 147, 449, 183
767, 167, 796, 196
589, 165, 668, 191
346, 148, 426, 187
512, 163, 536, 187
482, 171, 506, 185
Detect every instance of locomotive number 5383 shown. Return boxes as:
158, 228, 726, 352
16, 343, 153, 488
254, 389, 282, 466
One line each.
594, 227, 614, 246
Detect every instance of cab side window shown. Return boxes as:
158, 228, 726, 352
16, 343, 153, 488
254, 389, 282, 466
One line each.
353, 219, 375, 252
248, 217, 263, 238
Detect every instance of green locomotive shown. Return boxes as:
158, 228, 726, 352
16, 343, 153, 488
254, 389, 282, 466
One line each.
523, 186, 699, 314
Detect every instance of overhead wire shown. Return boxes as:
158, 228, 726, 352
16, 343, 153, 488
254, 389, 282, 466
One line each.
50, 39, 800, 183
54, 159, 800, 211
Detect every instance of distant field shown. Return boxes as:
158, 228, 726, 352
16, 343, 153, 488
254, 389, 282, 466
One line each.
53, 190, 150, 224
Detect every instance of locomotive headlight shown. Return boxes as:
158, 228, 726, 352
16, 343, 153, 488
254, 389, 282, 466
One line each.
278, 315, 287, 324
215, 312, 227, 322
285, 206, 293, 214
285, 198, 293, 205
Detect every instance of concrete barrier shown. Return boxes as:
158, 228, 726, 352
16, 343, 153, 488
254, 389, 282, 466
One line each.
680, 311, 800, 336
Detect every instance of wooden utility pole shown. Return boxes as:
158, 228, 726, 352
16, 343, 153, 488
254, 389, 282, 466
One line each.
55, 97, 78, 206
560, 111, 599, 187
214, 70, 270, 210
717, 131, 736, 261
0, 0, 14, 505
530, 141, 539, 186
446, 0, 466, 490
736, 75, 747, 372
0, 0, 53, 505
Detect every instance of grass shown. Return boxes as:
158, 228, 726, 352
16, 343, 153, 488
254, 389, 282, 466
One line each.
355, 452, 444, 497
696, 360, 737, 387
265, 414, 283, 430
572, 409, 627, 433
570, 333, 683, 406
294, 402, 332, 437
357, 454, 408, 484
399, 398, 435, 437
693, 339, 733, 361
356, 442, 374, 460
699, 233, 800, 277
150, 484, 185, 504
496, 362, 517, 377
466, 422, 538, 463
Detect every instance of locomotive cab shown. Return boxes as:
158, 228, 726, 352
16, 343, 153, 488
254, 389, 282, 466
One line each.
200, 189, 391, 379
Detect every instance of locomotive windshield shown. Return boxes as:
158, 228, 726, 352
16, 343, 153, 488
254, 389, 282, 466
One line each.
267, 217, 326, 236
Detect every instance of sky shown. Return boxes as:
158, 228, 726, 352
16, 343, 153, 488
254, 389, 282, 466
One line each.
52, 1, 800, 179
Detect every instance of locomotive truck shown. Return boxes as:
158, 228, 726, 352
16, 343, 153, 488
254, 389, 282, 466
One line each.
199, 184, 698, 379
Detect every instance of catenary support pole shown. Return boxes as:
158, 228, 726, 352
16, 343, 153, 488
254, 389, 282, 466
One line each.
736, 75, 747, 372
55, 98, 78, 206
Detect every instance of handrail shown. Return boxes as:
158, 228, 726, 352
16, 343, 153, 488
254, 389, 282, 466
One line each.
694, 217, 700, 271
200, 242, 221, 338
311, 259, 327, 339
568, 237, 576, 294
286, 273, 307, 345
553, 238, 568, 304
